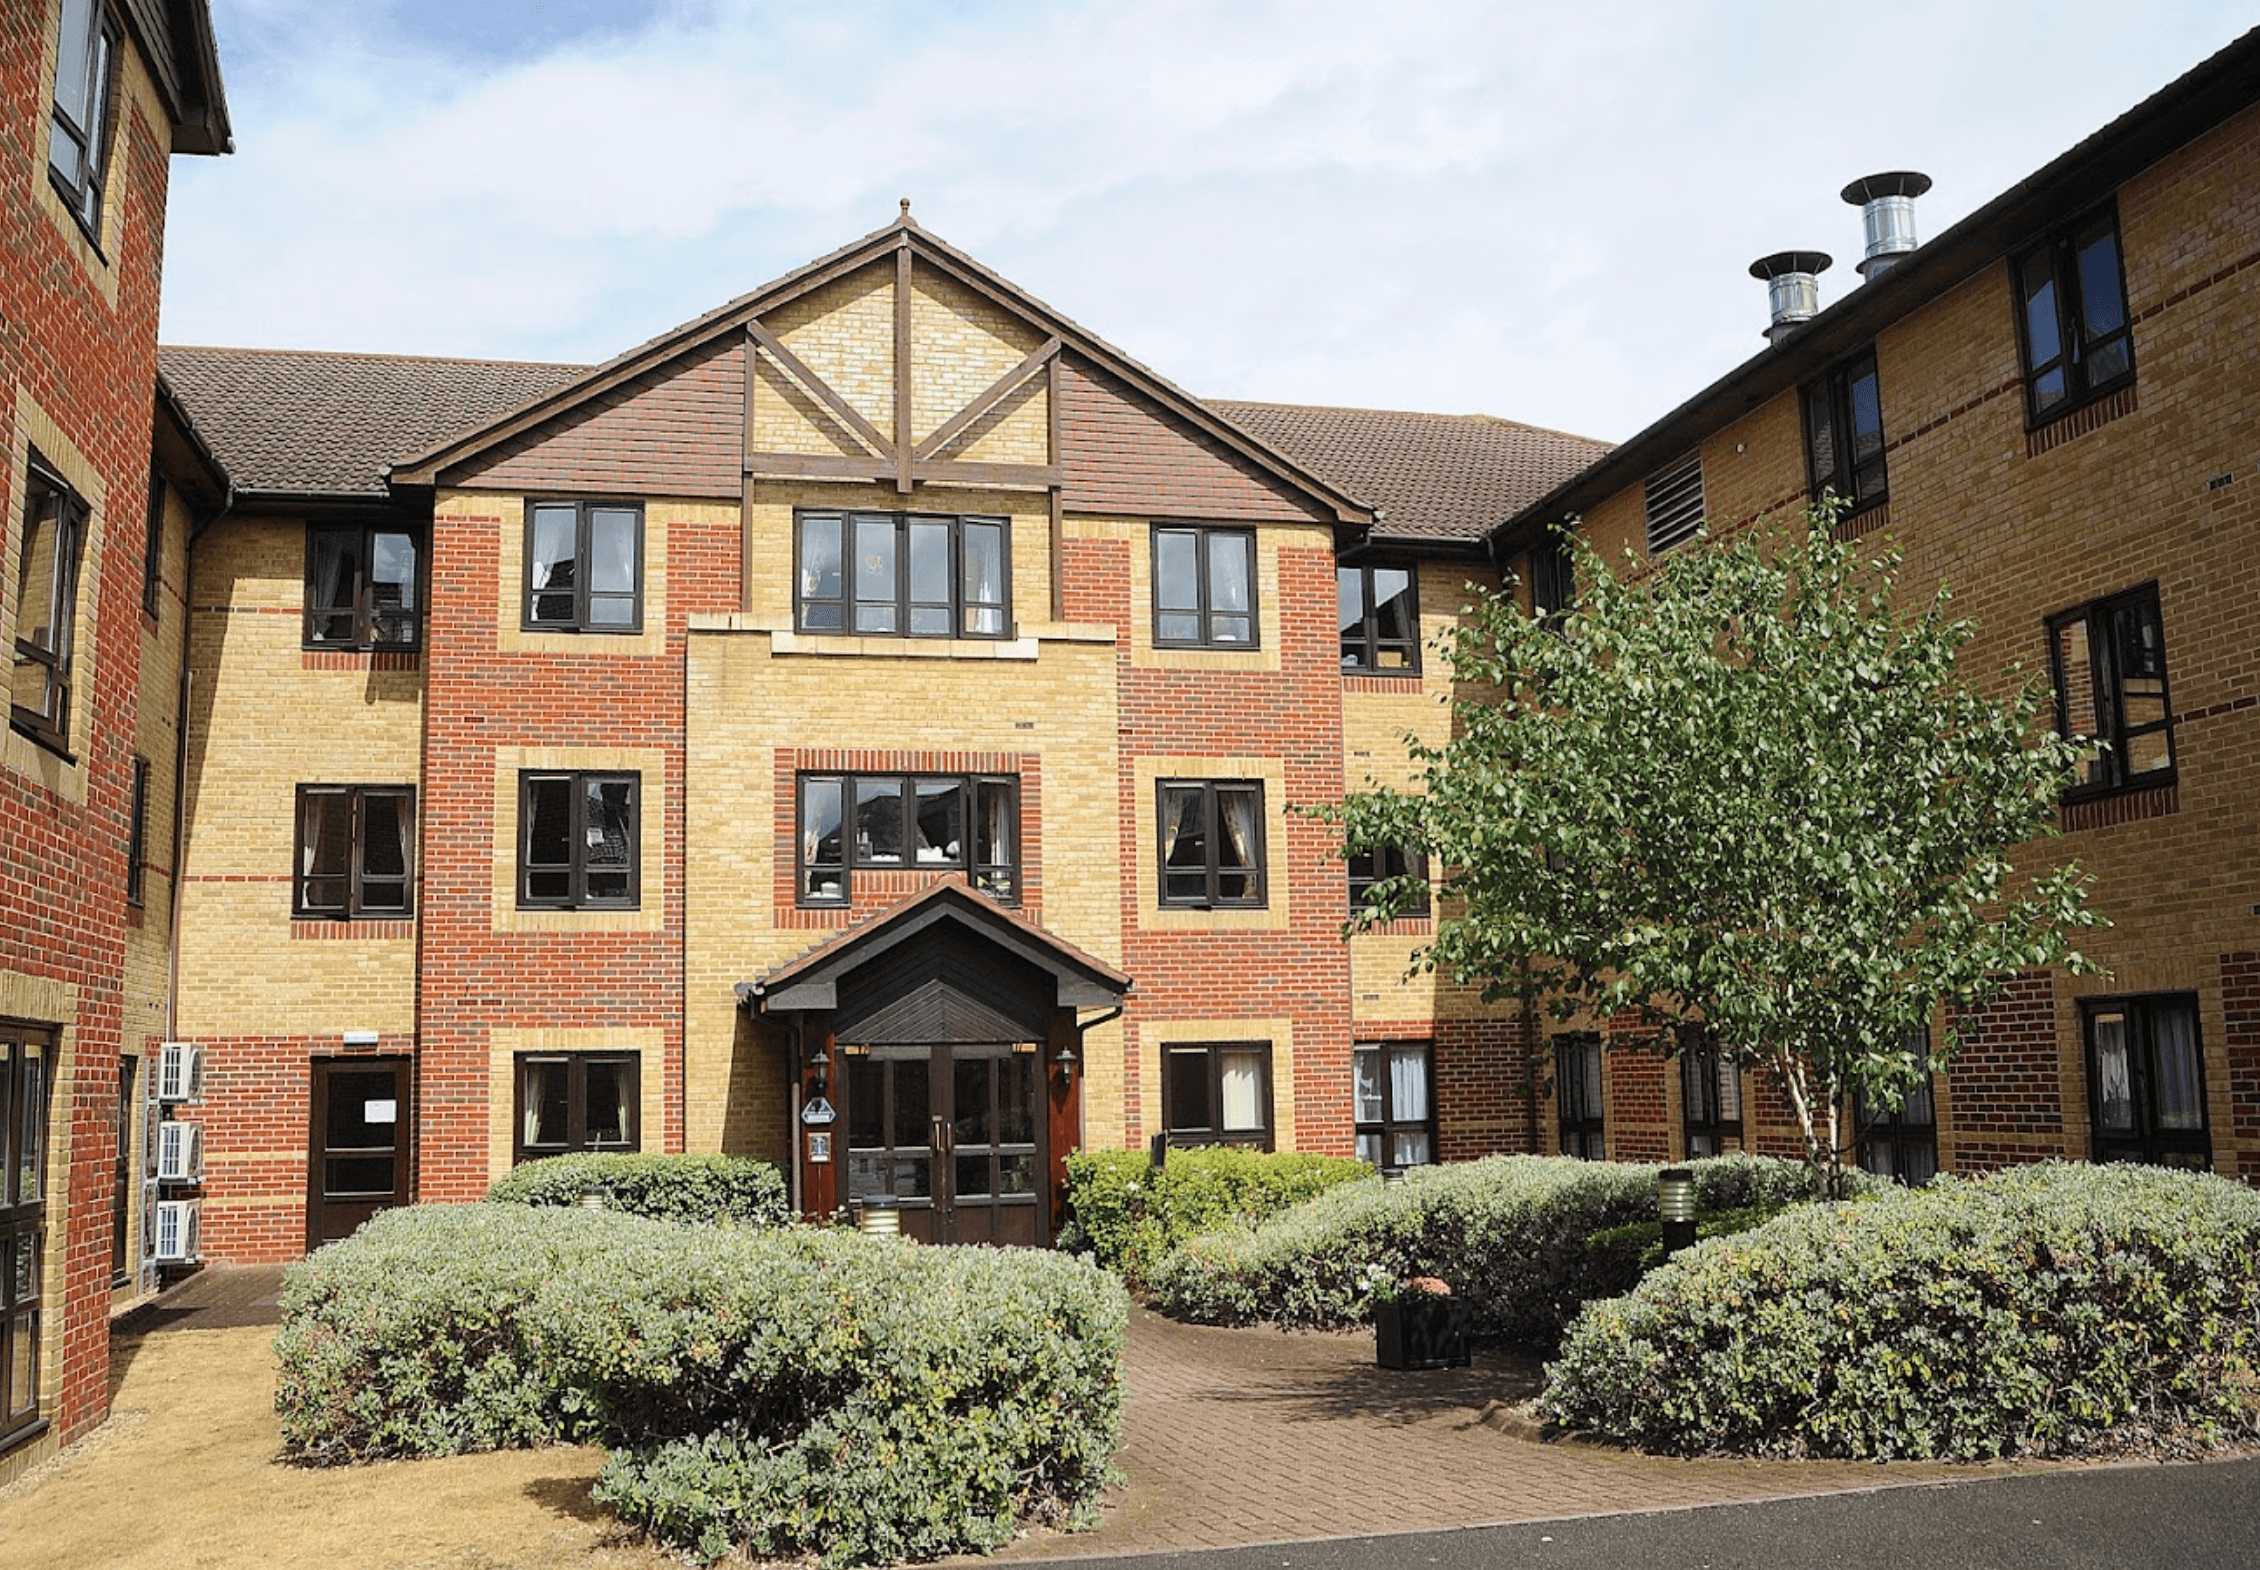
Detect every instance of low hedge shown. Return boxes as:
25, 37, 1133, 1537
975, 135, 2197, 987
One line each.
273, 1204, 1127, 1567
483, 1151, 788, 1226
1064, 1146, 1370, 1287
1542, 1162, 2260, 1460
1148, 1153, 1860, 1346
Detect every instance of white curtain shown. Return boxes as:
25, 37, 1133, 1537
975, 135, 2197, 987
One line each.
1219, 1049, 1263, 1132
1389, 1047, 1429, 1122
2093, 1016, 2133, 1130
2152, 1005, 2202, 1130
1219, 790, 1257, 868
1353, 1050, 1382, 1123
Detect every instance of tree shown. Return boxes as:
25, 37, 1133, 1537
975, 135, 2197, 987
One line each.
1333, 511, 2105, 1188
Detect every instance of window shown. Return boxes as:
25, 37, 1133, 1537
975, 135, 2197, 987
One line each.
141, 472, 165, 618
306, 523, 420, 650
2014, 204, 2134, 425
1853, 1059, 1937, 1185
1162, 1042, 1272, 1149
518, 772, 638, 910
295, 786, 415, 919
1642, 452, 1704, 555
0, 1025, 50, 1447
513, 1053, 639, 1163
1354, 1042, 1435, 1169
11, 458, 88, 754
1529, 536, 1574, 624
1153, 526, 1256, 648
1556, 1034, 1604, 1159
126, 756, 150, 908
524, 501, 642, 632
2084, 995, 2209, 1170
1337, 563, 1419, 672
1347, 844, 1428, 919
1679, 1033, 1742, 1158
797, 773, 1018, 904
795, 510, 1008, 638
1802, 349, 1888, 514
1157, 780, 1266, 908
47, 0, 119, 238
2048, 583, 2174, 799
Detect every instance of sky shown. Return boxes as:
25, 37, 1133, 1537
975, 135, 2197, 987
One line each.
159, 1, 2255, 444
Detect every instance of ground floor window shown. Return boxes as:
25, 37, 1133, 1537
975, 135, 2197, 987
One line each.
514, 1052, 640, 1163
2084, 994, 2209, 1170
1852, 1075, 1938, 1185
1163, 1041, 1273, 1149
1556, 1034, 1604, 1159
1680, 1034, 1742, 1157
0, 1024, 51, 1446
1353, 1041, 1434, 1168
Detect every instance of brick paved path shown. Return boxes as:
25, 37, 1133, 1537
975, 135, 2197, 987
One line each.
991, 1306, 2011, 1559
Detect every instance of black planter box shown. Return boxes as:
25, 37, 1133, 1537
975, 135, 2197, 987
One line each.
1373, 1294, 1472, 1370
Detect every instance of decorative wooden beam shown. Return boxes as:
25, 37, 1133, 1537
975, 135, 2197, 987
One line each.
745, 321, 894, 461
895, 246, 915, 494
913, 336, 1061, 462
744, 451, 896, 481
912, 460, 1061, 489
741, 336, 758, 612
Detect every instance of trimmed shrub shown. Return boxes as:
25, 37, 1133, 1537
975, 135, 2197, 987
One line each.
1148, 1153, 1860, 1346
273, 1202, 653, 1462
484, 1150, 788, 1226
1063, 1145, 1370, 1287
1542, 1162, 2260, 1460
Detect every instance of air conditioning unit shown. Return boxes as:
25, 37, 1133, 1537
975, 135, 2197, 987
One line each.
156, 1122, 204, 1183
153, 1199, 201, 1263
157, 1041, 203, 1103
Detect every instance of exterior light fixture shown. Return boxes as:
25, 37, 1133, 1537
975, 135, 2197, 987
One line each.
806, 1043, 832, 1096
857, 1195, 900, 1237
1381, 1166, 1405, 1187
1658, 1166, 1698, 1253
1053, 1040, 1077, 1088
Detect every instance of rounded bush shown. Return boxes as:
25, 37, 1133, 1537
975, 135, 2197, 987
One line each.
1064, 1146, 1370, 1288
1541, 1162, 2260, 1460
483, 1150, 788, 1226
1147, 1153, 1859, 1346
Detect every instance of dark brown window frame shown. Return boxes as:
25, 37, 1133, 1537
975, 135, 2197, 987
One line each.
294, 784, 416, 920
1337, 561, 1420, 673
141, 471, 165, 619
1678, 1030, 1743, 1158
11, 455, 88, 758
2013, 201, 2135, 430
2083, 993, 2210, 1171
1851, 1045, 1938, 1185
304, 521, 423, 651
0, 1020, 53, 1451
47, 0, 120, 245
516, 770, 640, 911
522, 499, 645, 634
795, 771, 1020, 907
1151, 525, 1260, 650
2047, 582, 2175, 803
1529, 535, 1575, 625
1347, 843, 1428, 918
792, 509, 1012, 640
1161, 1040, 1274, 1150
1802, 347, 1889, 516
1353, 1040, 1436, 1169
1156, 779, 1267, 909
126, 755, 150, 908
511, 1051, 641, 1164
1556, 1033, 1605, 1159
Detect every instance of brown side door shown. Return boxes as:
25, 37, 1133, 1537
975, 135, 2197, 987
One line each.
306, 1057, 410, 1251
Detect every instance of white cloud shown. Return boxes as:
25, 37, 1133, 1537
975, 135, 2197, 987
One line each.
163, 0, 2255, 440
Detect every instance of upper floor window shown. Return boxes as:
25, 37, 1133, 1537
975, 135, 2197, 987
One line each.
1157, 780, 1265, 908
1642, 452, 1704, 555
2084, 994, 2208, 1171
1163, 1041, 1273, 1149
525, 501, 642, 633
1529, 536, 1575, 624
1354, 1041, 1434, 1169
796, 510, 1007, 639
11, 457, 88, 755
1348, 844, 1428, 919
1680, 1034, 1742, 1158
798, 772, 1018, 905
127, 756, 151, 907
1802, 349, 1888, 514
142, 472, 166, 619
2014, 204, 2134, 426
1337, 563, 1418, 672
307, 524, 421, 650
296, 785, 416, 919
514, 1052, 639, 1164
518, 771, 638, 910
1556, 1034, 1604, 1159
1153, 526, 1255, 648
48, 0, 119, 239
2048, 583, 2173, 799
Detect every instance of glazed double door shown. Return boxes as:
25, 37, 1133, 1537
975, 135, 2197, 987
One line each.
846, 1043, 1044, 1245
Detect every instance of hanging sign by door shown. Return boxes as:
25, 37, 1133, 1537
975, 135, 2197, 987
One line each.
800, 1096, 836, 1126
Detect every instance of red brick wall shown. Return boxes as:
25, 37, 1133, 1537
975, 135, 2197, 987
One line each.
2223, 952, 2260, 1180
1945, 971, 2065, 1172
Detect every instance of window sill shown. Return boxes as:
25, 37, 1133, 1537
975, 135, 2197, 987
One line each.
2059, 778, 2177, 833
768, 628, 1042, 660
291, 917, 416, 940
7, 715, 75, 766
1342, 671, 1424, 692
2026, 379, 2138, 457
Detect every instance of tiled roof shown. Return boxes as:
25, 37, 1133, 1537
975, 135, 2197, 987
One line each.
1211, 401, 1611, 543
158, 346, 586, 498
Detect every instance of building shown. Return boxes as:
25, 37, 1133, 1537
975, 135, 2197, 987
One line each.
1491, 28, 2260, 1181
1, 0, 229, 1477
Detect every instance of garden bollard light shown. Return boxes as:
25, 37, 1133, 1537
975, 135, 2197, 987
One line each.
858, 1195, 900, 1236
1381, 1166, 1405, 1187
1659, 1166, 1697, 1253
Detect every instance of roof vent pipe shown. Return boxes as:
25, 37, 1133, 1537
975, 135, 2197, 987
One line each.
1748, 250, 1832, 345
1841, 171, 1932, 280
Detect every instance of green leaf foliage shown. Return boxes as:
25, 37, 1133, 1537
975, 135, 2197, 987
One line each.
1146, 1153, 1864, 1346
483, 1150, 788, 1226
1063, 1145, 1371, 1288
1329, 513, 2107, 1175
1542, 1162, 2260, 1460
